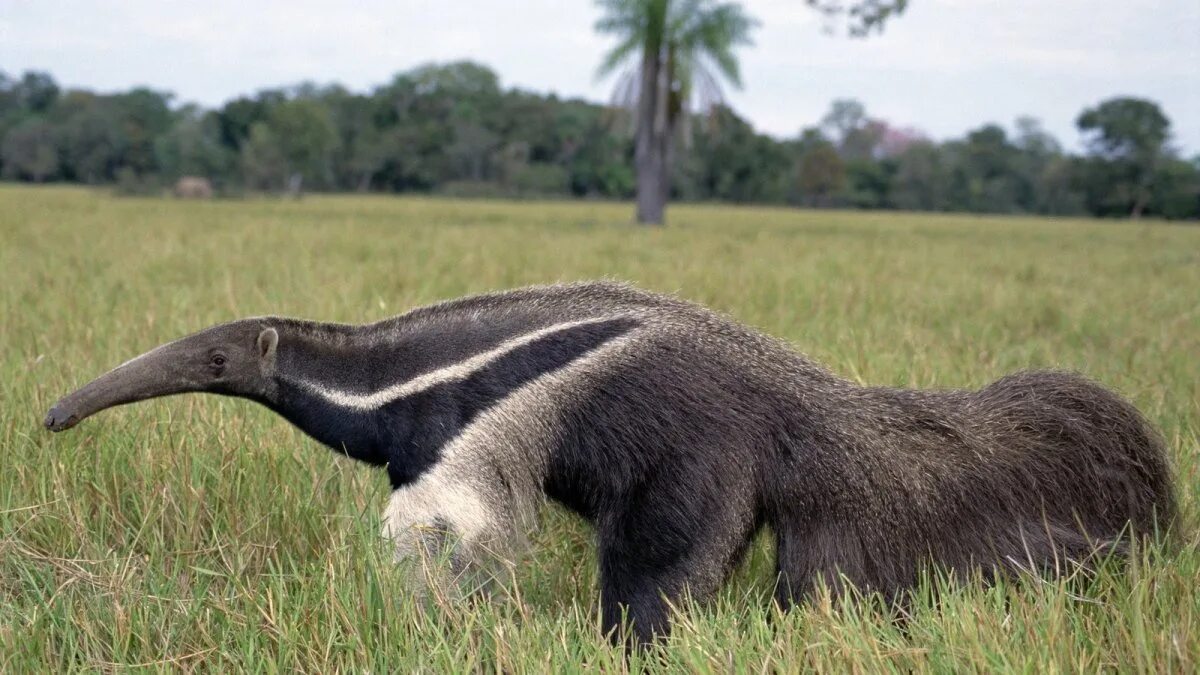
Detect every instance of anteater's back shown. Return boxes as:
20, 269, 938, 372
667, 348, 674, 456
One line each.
540, 283, 1177, 598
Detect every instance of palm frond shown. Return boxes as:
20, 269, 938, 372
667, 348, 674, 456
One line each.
594, 36, 643, 81
686, 2, 757, 87
609, 66, 642, 111
594, 0, 758, 125
691, 56, 726, 111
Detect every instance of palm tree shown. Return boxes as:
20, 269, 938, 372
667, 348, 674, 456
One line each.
595, 0, 757, 225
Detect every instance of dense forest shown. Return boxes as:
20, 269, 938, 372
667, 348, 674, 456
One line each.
2, 63, 1197, 219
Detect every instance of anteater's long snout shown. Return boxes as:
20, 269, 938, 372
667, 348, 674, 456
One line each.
42, 342, 193, 433
44, 405, 80, 432
42, 375, 120, 433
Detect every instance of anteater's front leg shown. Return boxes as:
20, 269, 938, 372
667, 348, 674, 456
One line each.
597, 475, 759, 645
381, 462, 526, 594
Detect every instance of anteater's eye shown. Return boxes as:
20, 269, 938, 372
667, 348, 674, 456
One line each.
211, 354, 227, 368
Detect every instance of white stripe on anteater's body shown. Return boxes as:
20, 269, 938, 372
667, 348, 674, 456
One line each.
287, 317, 623, 411
381, 322, 638, 576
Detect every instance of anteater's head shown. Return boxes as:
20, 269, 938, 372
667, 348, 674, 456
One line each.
44, 321, 280, 432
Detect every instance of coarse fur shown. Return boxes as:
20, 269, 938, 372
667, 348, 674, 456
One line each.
45, 281, 1177, 645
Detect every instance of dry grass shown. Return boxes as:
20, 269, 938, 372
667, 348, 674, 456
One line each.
1, 185, 1197, 671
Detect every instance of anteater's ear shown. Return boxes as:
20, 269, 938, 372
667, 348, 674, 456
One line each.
257, 327, 279, 360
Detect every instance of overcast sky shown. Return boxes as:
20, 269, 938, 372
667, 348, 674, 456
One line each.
2, 0, 1198, 154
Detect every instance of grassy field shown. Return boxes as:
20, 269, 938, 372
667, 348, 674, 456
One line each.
1, 184, 1197, 672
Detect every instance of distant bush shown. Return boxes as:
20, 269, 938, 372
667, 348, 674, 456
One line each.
438, 181, 510, 199
509, 164, 570, 197
112, 167, 161, 197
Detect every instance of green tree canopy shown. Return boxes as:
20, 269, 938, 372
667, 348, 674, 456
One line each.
1078, 97, 1170, 161
1077, 97, 1173, 217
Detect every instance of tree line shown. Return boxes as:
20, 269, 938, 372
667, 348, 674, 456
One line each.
2, 65, 1197, 220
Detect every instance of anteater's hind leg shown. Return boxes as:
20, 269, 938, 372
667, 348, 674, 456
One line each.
773, 519, 879, 610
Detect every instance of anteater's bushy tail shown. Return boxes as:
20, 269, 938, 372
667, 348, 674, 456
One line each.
770, 369, 1176, 600
969, 370, 1177, 562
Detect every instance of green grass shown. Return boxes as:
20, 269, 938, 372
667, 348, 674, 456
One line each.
1, 184, 1197, 672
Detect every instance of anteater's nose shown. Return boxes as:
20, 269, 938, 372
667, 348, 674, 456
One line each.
44, 405, 78, 432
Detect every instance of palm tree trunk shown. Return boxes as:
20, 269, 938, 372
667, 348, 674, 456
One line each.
635, 49, 666, 225
659, 124, 674, 211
